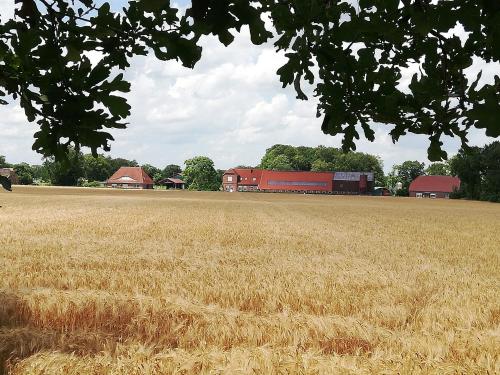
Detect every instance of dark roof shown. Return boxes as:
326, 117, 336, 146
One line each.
107, 167, 154, 185
409, 175, 460, 193
159, 177, 185, 184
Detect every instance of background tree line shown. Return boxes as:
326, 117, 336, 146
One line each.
258, 145, 386, 186
385, 141, 500, 202
0, 149, 182, 187
2, 141, 499, 200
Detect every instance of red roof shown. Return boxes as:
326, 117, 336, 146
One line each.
107, 167, 154, 185
409, 175, 460, 193
225, 168, 263, 185
259, 170, 333, 191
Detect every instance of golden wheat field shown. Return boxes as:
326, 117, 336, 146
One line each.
0, 186, 499, 374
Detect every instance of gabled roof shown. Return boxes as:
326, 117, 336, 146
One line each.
409, 175, 460, 193
107, 167, 154, 185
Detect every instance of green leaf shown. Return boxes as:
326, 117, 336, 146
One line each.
87, 61, 110, 86
218, 30, 234, 46
141, 0, 169, 13
100, 95, 130, 118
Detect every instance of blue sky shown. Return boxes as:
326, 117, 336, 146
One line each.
0, 1, 496, 172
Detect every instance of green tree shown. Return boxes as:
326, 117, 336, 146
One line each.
449, 147, 483, 200
259, 145, 297, 170
163, 164, 182, 179
426, 162, 451, 176
141, 164, 161, 182
0, 155, 10, 168
83, 154, 113, 182
392, 160, 425, 196
386, 170, 402, 196
183, 156, 220, 191
31, 164, 50, 183
311, 159, 334, 172
2, 1, 498, 162
481, 141, 500, 202
266, 154, 293, 171
13, 163, 34, 185
45, 148, 85, 186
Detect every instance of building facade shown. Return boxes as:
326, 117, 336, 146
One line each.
222, 168, 262, 192
409, 175, 460, 199
106, 167, 154, 189
223, 168, 374, 194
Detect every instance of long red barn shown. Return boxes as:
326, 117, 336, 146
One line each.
222, 168, 374, 194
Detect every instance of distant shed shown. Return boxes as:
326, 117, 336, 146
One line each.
409, 175, 460, 199
158, 177, 185, 189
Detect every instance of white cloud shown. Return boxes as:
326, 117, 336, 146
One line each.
0, 15, 496, 172
0, 0, 15, 21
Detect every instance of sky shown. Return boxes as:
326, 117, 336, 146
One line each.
0, 1, 496, 172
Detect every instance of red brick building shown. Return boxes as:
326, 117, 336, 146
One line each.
222, 168, 374, 194
106, 167, 154, 189
259, 170, 333, 193
222, 168, 262, 192
409, 175, 460, 199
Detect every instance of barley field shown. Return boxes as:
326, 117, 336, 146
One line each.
0, 186, 499, 374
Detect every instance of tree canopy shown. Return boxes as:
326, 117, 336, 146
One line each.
425, 162, 451, 176
387, 160, 425, 195
183, 156, 220, 191
449, 141, 500, 201
259, 144, 385, 185
1, 0, 498, 162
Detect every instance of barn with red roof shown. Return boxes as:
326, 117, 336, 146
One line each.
222, 168, 263, 192
409, 175, 460, 199
106, 167, 154, 189
259, 170, 333, 193
222, 168, 374, 194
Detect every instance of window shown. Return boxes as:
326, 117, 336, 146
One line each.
227, 176, 233, 182
252, 177, 256, 181
267, 180, 328, 187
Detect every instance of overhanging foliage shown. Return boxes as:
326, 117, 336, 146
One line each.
1, 0, 499, 162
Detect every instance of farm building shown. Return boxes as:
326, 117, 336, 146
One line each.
259, 170, 333, 193
158, 177, 185, 189
333, 172, 374, 194
409, 175, 460, 199
0, 168, 19, 185
222, 168, 374, 194
106, 167, 154, 189
223, 168, 262, 192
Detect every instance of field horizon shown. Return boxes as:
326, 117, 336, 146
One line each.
0, 186, 499, 374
